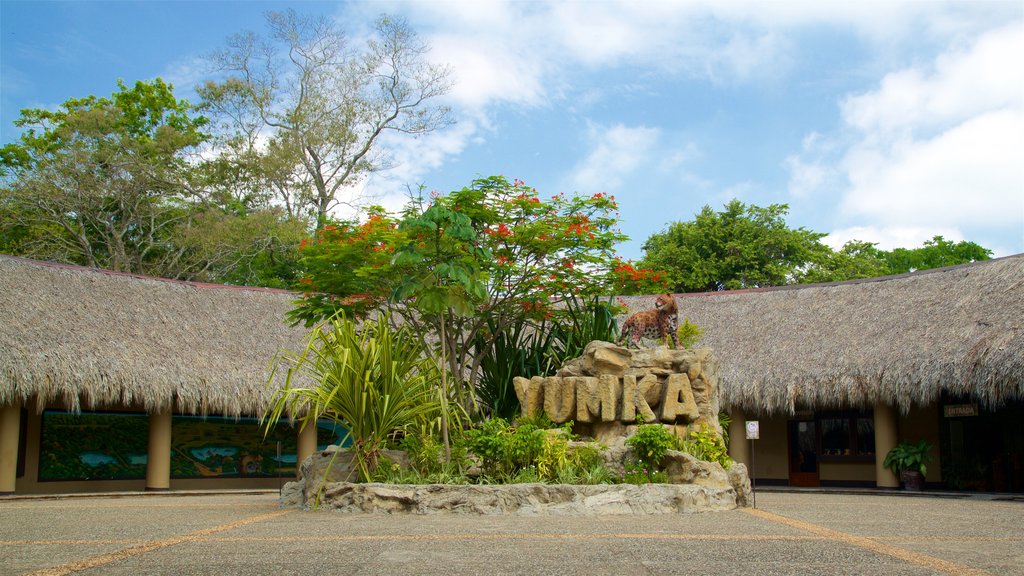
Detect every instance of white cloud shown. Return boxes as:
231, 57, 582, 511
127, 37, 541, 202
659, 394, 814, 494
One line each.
567, 123, 661, 192
784, 155, 828, 199
787, 22, 1024, 252
841, 23, 1024, 138
842, 109, 1023, 228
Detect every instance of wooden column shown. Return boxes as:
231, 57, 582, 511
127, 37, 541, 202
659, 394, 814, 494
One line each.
728, 407, 750, 468
0, 402, 21, 494
146, 410, 172, 491
297, 421, 318, 478
874, 403, 900, 488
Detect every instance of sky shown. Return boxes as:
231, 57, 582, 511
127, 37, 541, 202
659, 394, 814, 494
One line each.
2, 0, 1022, 260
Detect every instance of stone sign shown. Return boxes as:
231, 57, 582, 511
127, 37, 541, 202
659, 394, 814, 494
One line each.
513, 341, 722, 441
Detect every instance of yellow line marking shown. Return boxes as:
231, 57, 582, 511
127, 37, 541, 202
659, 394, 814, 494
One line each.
1, 540, 143, 546
205, 533, 826, 543
21, 509, 292, 576
743, 507, 993, 576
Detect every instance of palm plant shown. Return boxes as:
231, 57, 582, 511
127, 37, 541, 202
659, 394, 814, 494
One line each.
263, 312, 441, 482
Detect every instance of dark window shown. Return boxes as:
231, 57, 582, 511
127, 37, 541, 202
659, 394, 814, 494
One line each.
817, 411, 874, 460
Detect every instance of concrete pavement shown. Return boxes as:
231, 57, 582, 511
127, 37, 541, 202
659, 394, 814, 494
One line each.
1, 491, 1021, 575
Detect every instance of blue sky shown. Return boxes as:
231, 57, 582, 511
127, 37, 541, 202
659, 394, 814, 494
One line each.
2, 0, 1022, 259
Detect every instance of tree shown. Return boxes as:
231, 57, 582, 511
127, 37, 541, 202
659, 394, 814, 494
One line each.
171, 207, 308, 288
881, 236, 992, 274
639, 200, 827, 292
799, 236, 994, 284
797, 240, 891, 284
200, 10, 454, 229
0, 79, 208, 276
289, 176, 665, 416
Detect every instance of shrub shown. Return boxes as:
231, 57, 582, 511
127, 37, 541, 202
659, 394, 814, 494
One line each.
676, 317, 704, 348
623, 423, 679, 483
464, 417, 613, 484
263, 312, 440, 483
681, 424, 732, 470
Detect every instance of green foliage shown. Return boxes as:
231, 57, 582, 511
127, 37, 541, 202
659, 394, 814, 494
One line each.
881, 236, 991, 273
474, 315, 560, 419
617, 461, 669, 484
0, 79, 208, 275
625, 423, 678, 478
640, 200, 827, 292
676, 318, 704, 349
261, 313, 442, 483
884, 440, 934, 477
465, 418, 545, 481
550, 295, 622, 363
798, 240, 891, 284
1, 78, 309, 287
641, 200, 993, 291
718, 412, 732, 449
290, 176, 659, 420
680, 424, 732, 470
463, 417, 609, 484
800, 236, 992, 284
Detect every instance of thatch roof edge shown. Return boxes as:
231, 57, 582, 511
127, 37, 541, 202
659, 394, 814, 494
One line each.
0, 255, 309, 417
617, 254, 1024, 415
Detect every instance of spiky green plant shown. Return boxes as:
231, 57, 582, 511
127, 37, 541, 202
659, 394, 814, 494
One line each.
263, 313, 441, 483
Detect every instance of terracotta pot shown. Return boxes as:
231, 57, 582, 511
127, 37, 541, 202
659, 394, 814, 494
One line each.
902, 470, 924, 491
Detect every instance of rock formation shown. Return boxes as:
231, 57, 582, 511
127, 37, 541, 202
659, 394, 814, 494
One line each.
514, 341, 722, 444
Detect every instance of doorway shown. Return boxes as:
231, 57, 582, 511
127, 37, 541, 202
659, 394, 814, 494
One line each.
788, 419, 820, 486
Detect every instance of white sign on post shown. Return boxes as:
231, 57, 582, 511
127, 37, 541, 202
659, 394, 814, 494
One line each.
744, 420, 760, 509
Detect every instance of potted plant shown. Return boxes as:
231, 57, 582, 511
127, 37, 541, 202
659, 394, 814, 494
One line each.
883, 440, 933, 491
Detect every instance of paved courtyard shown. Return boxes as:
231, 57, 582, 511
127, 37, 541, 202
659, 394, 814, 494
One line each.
1, 490, 1021, 575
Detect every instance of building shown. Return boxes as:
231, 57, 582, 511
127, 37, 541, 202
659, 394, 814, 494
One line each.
2, 253, 1022, 494
0, 255, 321, 494
621, 254, 1023, 490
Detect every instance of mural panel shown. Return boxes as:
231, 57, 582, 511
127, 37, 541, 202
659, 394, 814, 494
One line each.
39, 411, 347, 481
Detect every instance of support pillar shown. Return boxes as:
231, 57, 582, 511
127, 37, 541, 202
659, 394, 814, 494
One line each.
728, 407, 750, 468
874, 403, 899, 488
146, 410, 172, 491
0, 402, 22, 494
297, 421, 318, 478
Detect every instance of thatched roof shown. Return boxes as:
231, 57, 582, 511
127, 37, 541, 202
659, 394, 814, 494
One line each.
619, 255, 1024, 415
3, 253, 1021, 418
0, 255, 310, 417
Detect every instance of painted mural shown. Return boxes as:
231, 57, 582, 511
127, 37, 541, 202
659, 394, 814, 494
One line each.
39, 411, 346, 481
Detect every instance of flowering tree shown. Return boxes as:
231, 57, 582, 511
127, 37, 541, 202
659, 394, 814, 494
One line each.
289, 176, 666, 418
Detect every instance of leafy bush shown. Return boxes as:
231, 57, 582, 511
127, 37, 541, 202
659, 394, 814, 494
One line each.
675, 317, 704, 348
681, 424, 732, 470
623, 423, 679, 483
370, 456, 471, 485
398, 422, 469, 478
626, 423, 678, 466
465, 418, 546, 481
464, 417, 612, 484
884, 440, 933, 477
263, 313, 440, 483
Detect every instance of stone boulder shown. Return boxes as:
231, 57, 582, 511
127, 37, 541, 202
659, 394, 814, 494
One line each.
315, 482, 738, 515
280, 445, 409, 507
